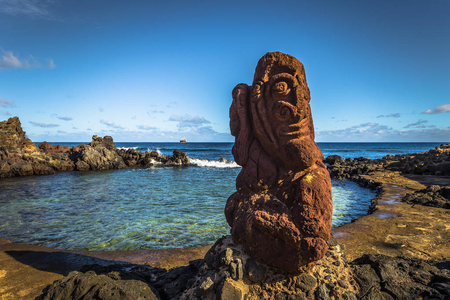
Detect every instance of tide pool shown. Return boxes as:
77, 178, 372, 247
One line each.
0, 165, 376, 250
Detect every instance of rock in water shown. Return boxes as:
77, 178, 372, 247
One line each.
225, 52, 333, 274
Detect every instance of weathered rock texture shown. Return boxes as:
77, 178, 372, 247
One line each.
0, 116, 190, 178
0, 116, 36, 152
37, 269, 161, 300
69, 135, 127, 171
225, 52, 333, 274
180, 235, 358, 300
351, 254, 450, 300
325, 144, 450, 209
326, 144, 450, 181
403, 185, 450, 209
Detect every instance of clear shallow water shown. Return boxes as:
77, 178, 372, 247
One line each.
2, 142, 441, 251
0, 166, 376, 250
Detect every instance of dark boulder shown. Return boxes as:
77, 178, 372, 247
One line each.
70, 136, 126, 171
351, 254, 450, 299
402, 185, 450, 209
324, 155, 345, 165
37, 270, 160, 300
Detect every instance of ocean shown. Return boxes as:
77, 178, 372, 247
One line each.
0, 142, 444, 251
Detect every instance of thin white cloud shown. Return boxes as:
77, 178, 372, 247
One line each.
147, 110, 165, 115
377, 113, 400, 118
0, 0, 53, 18
29, 121, 59, 128
100, 119, 124, 130
51, 114, 72, 121
169, 114, 211, 129
0, 97, 15, 107
57, 116, 72, 121
1, 111, 12, 116
0, 49, 55, 70
404, 119, 428, 128
166, 101, 178, 108
422, 103, 450, 114
48, 58, 56, 69
137, 125, 157, 131
317, 122, 449, 142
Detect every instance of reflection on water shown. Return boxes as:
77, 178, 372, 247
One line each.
0, 167, 376, 250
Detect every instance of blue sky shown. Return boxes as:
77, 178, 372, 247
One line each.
0, 0, 449, 142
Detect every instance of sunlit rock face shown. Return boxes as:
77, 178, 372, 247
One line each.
225, 52, 333, 274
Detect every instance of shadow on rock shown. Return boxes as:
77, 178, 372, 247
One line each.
5, 250, 202, 300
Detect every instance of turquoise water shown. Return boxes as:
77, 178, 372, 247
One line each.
1, 142, 441, 251
0, 166, 376, 250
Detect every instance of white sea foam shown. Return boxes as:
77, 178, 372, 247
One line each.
150, 159, 163, 165
190, 158, 241, 168
117, 146, 138, 150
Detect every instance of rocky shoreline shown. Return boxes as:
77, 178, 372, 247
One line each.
32, 144, 450, 300
1, 116, 449, 299
0, 117, 190, 178
325, 144, 450, 210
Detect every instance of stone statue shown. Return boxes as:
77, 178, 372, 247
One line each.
225, 52, 333, 274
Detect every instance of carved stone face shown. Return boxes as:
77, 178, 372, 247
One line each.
250, 52, 319, 170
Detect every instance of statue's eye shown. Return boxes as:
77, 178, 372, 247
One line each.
272, 81, 290, 95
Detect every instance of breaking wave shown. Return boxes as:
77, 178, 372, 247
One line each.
190, 158, 240, 168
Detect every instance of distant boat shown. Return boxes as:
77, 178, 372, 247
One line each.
180, 138, 187, 143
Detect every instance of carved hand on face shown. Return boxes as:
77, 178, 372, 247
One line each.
266, 73, 304, 140
249, 71, 316, 171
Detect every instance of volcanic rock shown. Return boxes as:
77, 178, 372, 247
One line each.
225, 52, 333, 274
37, 270, 160, 300
0, 117, 192, 177
70, 136, 126, 171
179, 235, 358, 299
351, 254, 450, 299
0, 116, 36, 153
403, 185, 450, 209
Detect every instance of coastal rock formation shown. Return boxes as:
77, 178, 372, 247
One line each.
351, 254, 450, 299
388, 144, 450, 176
117, 148, 190, 167
325, 144, 450, 209
326, 144, 450, 181
38, 261, 203, 300
324, 156, 381, 180
0, 116, 191, 178
225, 52, 333, 274
0, 116, 36, 152
70, 135, 127, 171
0, 117, 74, 177
403, 185, 450, 209
38, 270, 161, 300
